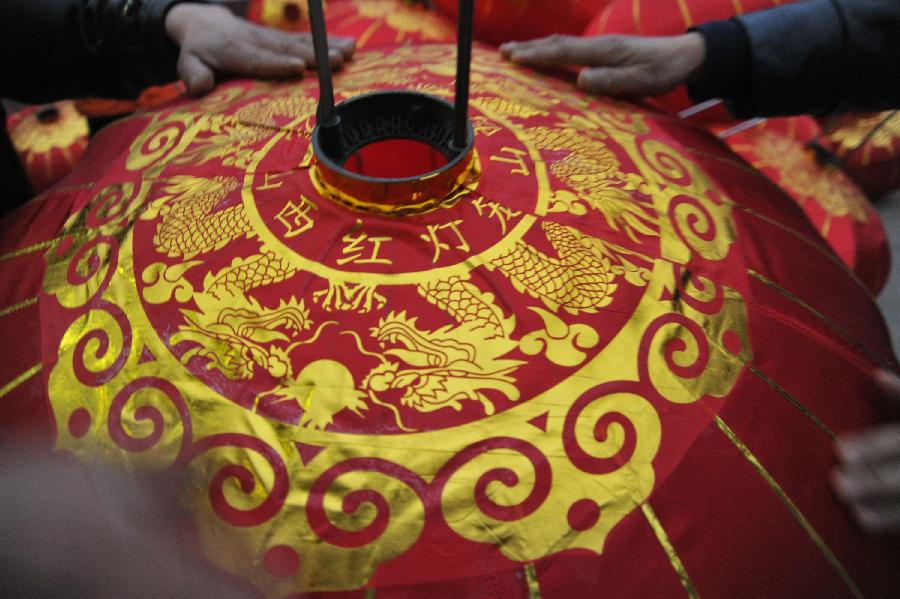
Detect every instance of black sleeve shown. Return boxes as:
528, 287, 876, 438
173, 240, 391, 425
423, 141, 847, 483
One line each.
0, 0, 193, 103
687, 0, 900, 118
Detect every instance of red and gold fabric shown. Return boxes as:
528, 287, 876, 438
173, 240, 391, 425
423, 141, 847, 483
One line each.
818, 111, 900, 198
712, 116, 890, 294
583, 0, 791, 119
7, 101, 89, 194
0, 43, 898, 597
247, 0, 312, 32
248, 0, 456, 48
75, 82, 187, 120
432, 0, 613, 46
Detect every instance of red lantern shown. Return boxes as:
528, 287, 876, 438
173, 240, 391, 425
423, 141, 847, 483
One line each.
326, 0, 456, 47
712, 116, 890, 294
6, 101, 89, 193
0, 37, 897, 598
583, 0, 792, 119
247, 0, 457, 48
819, 111, 900, 198
433, 0, 613, 45
247, 0, 312, 32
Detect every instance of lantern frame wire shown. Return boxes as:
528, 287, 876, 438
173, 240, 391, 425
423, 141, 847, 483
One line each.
306, 0, 476, 205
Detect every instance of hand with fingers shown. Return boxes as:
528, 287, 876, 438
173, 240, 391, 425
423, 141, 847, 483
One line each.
832, 369, 900, 535
499, 33, 706, 98
164, 3, 356, 96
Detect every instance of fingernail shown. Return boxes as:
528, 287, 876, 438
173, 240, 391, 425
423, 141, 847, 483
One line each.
835, 436, 861, 464
577, 70, 589, 88
854, 505, 884, 534
829, 468, 851, 498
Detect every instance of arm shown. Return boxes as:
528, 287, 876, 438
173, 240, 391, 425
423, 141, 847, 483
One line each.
0, 1, 356, 102
1, 0, 188, 102
501, 0, 900, 118
832, 369, 900, 535
695, 0, 900, 117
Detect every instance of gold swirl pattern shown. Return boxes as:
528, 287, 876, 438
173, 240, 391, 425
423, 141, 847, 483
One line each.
43, 46, 750, 595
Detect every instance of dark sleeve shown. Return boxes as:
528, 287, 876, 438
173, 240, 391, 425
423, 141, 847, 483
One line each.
687, 0, 900, 118
0, 0, 193, 103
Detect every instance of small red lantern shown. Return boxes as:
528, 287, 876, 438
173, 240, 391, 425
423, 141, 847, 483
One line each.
819, 111, 900, 198
7, 101, 89, 193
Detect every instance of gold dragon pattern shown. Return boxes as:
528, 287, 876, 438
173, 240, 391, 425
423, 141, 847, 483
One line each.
44, 46, 750, 596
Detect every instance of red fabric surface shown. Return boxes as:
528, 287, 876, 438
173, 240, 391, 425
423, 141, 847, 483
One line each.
248, 0, 457, 48
433, 0, 614, 46
819, 111, 900, 198
0, 42, 897, 597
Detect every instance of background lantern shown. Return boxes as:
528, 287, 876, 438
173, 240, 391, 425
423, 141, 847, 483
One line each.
432, 0, 613, 46
6, 101, 89, 194
711, 116, 891, 294
818, 110, 900, 199
248, 0, 457, 48
0, 1, 897, 596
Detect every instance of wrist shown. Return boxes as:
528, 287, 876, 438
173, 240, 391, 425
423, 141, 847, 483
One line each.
165, 3, 224, 44
678, 32, 707, 82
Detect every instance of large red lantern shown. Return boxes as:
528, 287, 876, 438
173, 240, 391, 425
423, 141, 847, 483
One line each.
0, 14, 897, 598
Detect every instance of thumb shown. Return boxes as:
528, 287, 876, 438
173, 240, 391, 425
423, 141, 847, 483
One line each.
578, 67, 642, 97
875, 369, 900, 406
178, 51, 216, 96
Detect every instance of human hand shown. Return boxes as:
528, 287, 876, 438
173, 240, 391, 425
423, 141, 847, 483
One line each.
165, 3, 355, 96
832, 369, 900, 535
499, 33, 706, 98
0, 449, 250, 598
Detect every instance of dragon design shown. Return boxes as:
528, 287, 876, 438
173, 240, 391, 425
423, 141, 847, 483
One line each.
173, 290, 311, 381
142, 176, 247, 258
529, 125, 659, 240
351, 276, 522, 429
362, 310, 522, 421
490, 221, 651, 314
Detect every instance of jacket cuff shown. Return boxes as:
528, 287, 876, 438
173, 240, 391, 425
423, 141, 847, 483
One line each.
686, 19, 751, 107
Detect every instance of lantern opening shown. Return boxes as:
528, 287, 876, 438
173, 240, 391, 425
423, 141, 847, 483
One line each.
306, 0, 476, 213
311, 91, 475, 213
344, 138, 450, 179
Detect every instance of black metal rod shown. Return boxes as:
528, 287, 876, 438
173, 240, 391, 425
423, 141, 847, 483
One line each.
453, 0, 474, 149
308, 0, 336, 125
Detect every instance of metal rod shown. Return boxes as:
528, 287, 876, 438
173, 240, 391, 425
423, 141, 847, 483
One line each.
308, 0, 336, 125
677, 98, 723, 120
717, 117, 766, 140
453, 0, 474, 149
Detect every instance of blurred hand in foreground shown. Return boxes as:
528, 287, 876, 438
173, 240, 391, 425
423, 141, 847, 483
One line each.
499, 33, 706, 98
832, 369, 900, 535
165, 3, 356, 96
0, 449, 250, 598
